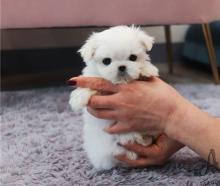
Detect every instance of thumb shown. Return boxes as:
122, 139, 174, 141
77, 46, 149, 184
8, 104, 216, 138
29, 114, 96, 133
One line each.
143, 143, 161, 156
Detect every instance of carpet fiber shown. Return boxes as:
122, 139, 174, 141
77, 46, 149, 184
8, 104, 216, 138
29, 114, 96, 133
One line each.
1, 84, 220, 186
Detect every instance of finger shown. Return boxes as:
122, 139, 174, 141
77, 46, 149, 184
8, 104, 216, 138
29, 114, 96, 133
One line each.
88, 95, 116, 109
119, 142, 149, 157
105, 122, 134, 134
115, 154, 155, 168
69, 76, 120, 93
87, 107, 118, 120
121, 142, 160, 157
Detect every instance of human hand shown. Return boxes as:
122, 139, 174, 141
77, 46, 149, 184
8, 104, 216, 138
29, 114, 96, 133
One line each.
115, 134, 184, 167
68, 76, 189, 135
68, 77, 220, 169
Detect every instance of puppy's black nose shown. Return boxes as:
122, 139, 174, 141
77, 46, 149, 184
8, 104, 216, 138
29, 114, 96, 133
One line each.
118, 66, 126, 72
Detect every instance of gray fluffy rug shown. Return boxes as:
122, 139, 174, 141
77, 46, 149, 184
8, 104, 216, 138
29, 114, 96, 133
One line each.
1, 84, 220, 186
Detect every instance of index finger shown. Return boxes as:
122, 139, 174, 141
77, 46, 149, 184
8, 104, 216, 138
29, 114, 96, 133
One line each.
68, 76, 120, 93
119, 142, 149, 157
120, 142, 160, 157
115, 154, 156, 168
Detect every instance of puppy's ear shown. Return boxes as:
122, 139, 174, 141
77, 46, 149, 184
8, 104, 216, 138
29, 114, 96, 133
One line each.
78, 33, 98, 62
137, 31, 155, 52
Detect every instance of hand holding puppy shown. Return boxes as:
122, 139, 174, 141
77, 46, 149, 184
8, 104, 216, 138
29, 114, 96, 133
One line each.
69, 76, 186, 135
69, 76, 185, 167
69, 76, 220, 169
116, 134, 184, 167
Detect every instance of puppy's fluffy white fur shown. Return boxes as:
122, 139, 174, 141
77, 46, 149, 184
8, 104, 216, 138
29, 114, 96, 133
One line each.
69, 26, 159, 170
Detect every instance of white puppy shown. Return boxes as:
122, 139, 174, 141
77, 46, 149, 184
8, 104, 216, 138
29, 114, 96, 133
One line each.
69, 26, 159, 170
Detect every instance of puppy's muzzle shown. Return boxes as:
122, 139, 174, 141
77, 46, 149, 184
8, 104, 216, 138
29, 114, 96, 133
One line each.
118, 65, 126, 72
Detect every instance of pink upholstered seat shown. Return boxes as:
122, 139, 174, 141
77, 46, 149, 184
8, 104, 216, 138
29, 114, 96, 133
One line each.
1, 0, 220, 29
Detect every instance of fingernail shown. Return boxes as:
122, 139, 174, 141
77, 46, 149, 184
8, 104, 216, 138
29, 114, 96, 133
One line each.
66, 79, 77, 86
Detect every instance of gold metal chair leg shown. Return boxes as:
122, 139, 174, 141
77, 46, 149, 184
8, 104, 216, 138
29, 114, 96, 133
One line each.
202, 23, 220, 84
164, 25, 174, 74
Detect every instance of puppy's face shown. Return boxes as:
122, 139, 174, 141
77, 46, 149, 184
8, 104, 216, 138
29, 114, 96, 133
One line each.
79, 26, 157, 83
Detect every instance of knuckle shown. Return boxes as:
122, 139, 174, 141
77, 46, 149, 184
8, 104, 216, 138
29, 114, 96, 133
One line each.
115, 101, 123, 107
108, 112, 117, 119
121, 111, 132, 120
104, 99, 113, 106
96, 79, 109, 89
88, 97, 95, 107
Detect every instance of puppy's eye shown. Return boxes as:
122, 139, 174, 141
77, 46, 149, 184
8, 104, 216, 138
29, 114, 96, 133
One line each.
129, 54, 137, 61
102, 58, 112, 65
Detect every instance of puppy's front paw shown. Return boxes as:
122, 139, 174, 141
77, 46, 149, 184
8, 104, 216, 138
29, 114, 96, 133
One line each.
69, 88, 96, 111
113, 145, 137, 161
137, 136, 153, 146
141, 62, 159, 77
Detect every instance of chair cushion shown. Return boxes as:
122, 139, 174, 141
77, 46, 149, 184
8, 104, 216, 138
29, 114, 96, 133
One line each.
1, 0, 220, 29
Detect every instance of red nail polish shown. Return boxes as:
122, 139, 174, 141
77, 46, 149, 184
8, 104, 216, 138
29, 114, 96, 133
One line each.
66, 79, 76, 86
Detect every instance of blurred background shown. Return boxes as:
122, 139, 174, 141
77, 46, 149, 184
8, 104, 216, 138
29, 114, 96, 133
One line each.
1, 24, 220, 90
1, 0, 220, 90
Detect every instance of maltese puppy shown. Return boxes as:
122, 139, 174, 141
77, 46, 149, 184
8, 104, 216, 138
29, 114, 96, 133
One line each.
69, 26, 159, 170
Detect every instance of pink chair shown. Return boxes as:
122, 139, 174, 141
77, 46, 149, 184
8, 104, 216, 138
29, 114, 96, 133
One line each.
1, 0, 220, 83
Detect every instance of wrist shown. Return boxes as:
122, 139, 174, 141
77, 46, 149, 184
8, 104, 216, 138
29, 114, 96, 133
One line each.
165, 97, 217, 144
164, 96, 197, 140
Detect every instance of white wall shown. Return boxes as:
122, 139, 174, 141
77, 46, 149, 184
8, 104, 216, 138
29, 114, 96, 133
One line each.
1, 25, 189, 50
144, 25, 189, 43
